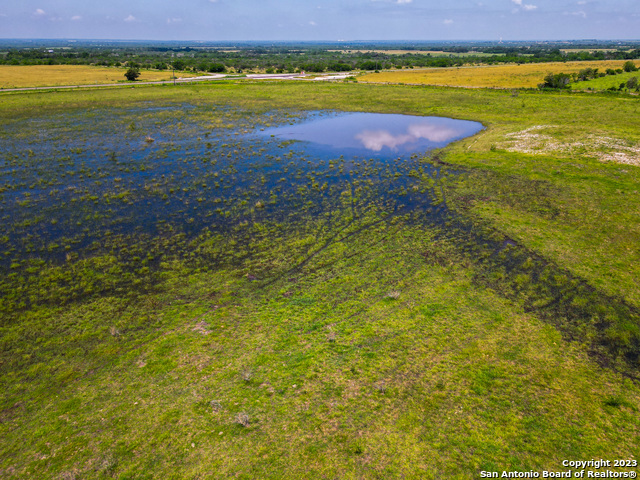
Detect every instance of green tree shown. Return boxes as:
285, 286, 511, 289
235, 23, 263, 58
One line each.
577, 68, 598, 81
539, 72, 571, 89
172, 59, 186, 71
623, 61, 638, 72
124, 67, 140, 81
626, 76, 638, 90
208, 63, 226, 73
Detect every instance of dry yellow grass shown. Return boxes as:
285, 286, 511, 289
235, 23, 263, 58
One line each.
358, 60, 633, 88
0, 65, 198, 89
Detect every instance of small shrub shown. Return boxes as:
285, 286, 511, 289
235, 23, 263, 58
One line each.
235, 412, 250, 427
373, 382, 386, 394
96, 454, 117, 474
604, 396, 622, 407
602, 395, 634, 409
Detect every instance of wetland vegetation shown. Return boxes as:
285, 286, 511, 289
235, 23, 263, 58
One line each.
1, 81, 640, 478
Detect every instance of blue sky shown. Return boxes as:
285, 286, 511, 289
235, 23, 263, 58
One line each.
0, 0, 638, 41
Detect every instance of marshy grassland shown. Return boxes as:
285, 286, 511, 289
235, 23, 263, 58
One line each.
1, 81, 639, 479
0, 65, 197, 89
358, 60, 636, 88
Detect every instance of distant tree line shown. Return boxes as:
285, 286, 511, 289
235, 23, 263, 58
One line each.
2, 45, 640, 75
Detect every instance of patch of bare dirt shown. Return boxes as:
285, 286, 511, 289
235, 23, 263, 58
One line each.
192, 320, 211, 335
500, 125, 640, 166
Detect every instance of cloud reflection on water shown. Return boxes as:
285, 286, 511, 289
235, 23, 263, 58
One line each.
355, 123, 462, 152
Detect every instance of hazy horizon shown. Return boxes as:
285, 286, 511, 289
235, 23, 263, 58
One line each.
1, 38, 639, 44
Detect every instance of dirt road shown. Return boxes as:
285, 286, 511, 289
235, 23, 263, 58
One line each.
0, 72, 356, 93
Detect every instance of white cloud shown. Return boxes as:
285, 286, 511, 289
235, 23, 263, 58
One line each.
577, 0, 586, 4
167, 17, 182, 24
356, 130, 412, 151
71, 15, 82, 21
34, 8, 46, 16
397, 0, 413, 4
355, 124, 461, 152
512, 0, 537, 11
443, 19, 454, 25
566, 10, 587, 18
124, 15, 136, 22
408, 124, 461, 143
309, 20, 317, 26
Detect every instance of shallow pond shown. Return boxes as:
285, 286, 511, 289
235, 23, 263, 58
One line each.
259, 112, 483, 156
0, 109, 481, 270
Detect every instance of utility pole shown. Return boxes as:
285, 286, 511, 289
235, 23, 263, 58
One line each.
173, 67, 176, 86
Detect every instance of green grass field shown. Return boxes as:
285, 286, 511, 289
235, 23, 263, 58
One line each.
571, 71, 640, 91
1, 82, 639, 479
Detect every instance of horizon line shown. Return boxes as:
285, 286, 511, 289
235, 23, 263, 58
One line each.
2, 38, 640, 44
